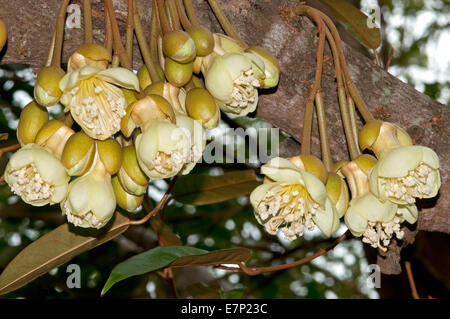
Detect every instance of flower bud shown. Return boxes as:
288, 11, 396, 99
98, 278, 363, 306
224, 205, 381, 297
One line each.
185, 88, 220, 128
34, 120, 75, 159
61, 131, 95, 176
5, 144, 69, 206
112, 175, 144, 212
245, 46, 280, 88
96, 138, 123, 175
34, 66, 66, 107
61, 171, 116, 229
68, 43, 111, 72
358, 121, 412, 157
288, 154, 328, 184
118, 145, 148, 196
369, 145, 441, 205
164, 57, 193, 88
17, 101, 49, 145
0, 19, 6, 50
137, 64, 165, 89
213, 33, 244, 55
250, 157, 340, 239
122, 94, 175, 136
339, 154, 377, 198
326, 172, 349, 218
145, 82, 187, 115
162, 30, 197, 63
187, 25, 214, 57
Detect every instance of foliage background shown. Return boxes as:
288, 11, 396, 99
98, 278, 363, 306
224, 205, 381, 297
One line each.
0, 0, 448, 299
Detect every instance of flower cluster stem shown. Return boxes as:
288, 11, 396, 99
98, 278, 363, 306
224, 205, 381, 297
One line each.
183, 0, 200, 26
175, 0, 192, 29
83, 0, 94, 44
166, 0, 182, 31
51, 0, 70, 67
126, 0, 135, 63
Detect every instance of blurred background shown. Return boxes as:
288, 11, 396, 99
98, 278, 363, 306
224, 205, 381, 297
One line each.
0, 0, 448, 299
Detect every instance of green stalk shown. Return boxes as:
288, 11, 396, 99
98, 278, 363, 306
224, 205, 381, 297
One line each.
83, 0, 93, 44
167, 0, 182, 31
183, 0, 200, 26
206, 0, 248, 49
315, 91, 333, 171
175, 0, 191, 29
156, 0, 172, 34
126, 0, 134, 62
150, 2, 161, 62
347, 96, 360, 152
45, 31, 56, 67
104, 9, 113, 55
51, 0, 70, 67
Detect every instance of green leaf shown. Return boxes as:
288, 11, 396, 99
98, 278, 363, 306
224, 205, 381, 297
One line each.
320, 0, 381, 49
0, 213, 130, 296
172, 170, 261, 205
101, 247, 252, 296
222, 288, 245, 299
101, 246, 208, 296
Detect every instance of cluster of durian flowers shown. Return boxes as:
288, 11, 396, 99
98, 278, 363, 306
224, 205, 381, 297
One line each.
3, 0, 281, 231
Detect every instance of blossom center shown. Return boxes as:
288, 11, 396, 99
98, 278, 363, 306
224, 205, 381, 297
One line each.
380, 163, 433, 204
9, 164, 54, 202
362, 215, 404, 251
256, 184, 319, 240
229, 69, 260, 110
70, 77, 126, 139
154, 150, 184, 174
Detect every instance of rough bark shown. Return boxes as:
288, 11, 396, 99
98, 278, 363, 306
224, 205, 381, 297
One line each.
0, 0, 448, 274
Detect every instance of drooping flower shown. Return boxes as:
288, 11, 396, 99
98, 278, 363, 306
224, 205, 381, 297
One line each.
250, 157, 340, 240
4, 144, 69, 206
59, 66, 140, 140
205, 53, 264, 116
369, 145, 441, 205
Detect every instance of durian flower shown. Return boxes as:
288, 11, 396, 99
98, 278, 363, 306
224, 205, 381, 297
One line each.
250, 157, 340, 240
344, 192, 418, 250
59, 66, 140, 140
135, 114, 205, 179
205, 53, 264, 116
369, 145, 441, 205
4, 144, 69, 206
61, 170, 116, 229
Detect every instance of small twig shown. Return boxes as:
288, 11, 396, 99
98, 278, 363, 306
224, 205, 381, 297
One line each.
373, 48, 381, 67
45, 31, 56, 67
385, 47, 394, 71
104, 8, 113, 54
183, 0, 200, 26
166, 0, 182, 31
126, 0, 135, 63
83, 0, 94, 44
405, 261, 420, 299
51, 0, 71, 67
175, 0, 191, 29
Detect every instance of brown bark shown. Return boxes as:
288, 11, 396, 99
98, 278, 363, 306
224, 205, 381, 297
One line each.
0, 0, 448, 274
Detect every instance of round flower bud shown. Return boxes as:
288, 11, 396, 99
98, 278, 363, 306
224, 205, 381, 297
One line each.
0, 19, 7, 51
96, 138, 123, 175
137, 64, 165, 89
288, 154, 328, 184
34, 66, 66, 107
162, 30, 197, 63
369, 145, 441, 205
61, 131, 95, 176
68, 43, 112, 72
4, 143, 70, 206
250, 157, 340, 239
118, 145, 148, 196
187, 25, 214, 57
185, 88, 220, 128
112, 176, 144, 213
164, 57, 193, 88
34, 120, 75, 160
61, 172, 116, 229
326, 172, 349, 218
17, 101, 49, 145
245, 46, 280, 88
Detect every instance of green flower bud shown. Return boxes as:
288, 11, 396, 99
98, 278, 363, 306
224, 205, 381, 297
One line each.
17, 100, 49, 145
61, 172, 116, 229
61, 131, 96, 176
34, 66, 66, 107
213, 33, 244, 55
137, 64, 165, 89
118, 145, 148, 196
68, 43, 112, 71
185, 88, 220, 128
288, 154, 328, 184
326, 172, 349, 218
245, 46, 280, 88
112, 175, 144, 212
34, 120, 75, 159
250, 157, 340, 239
164, 57, 193, 88
162, 30, 197, 63
187, 25, 214, 57
5, 143, 70, 206
0, 19, 7, 50
96, 138, 123, 175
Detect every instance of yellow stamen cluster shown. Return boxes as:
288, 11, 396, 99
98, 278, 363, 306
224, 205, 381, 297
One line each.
9, 164, 54, 202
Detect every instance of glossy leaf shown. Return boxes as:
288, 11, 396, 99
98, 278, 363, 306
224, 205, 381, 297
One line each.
0, 213, 130, 296
172, 170, 261, 205
320, 0, 381, 49
170, 248, 251, 268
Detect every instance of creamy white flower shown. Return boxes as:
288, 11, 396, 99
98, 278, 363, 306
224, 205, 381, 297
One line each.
369, 145, 441, 205
205, 53, 263, 116
61, 172, 116, 229
135, 115, 205, 179
4, 144, 69, 206
250, 157, 340, 240
59, 66, 140, 140
344, 192, 418, 250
